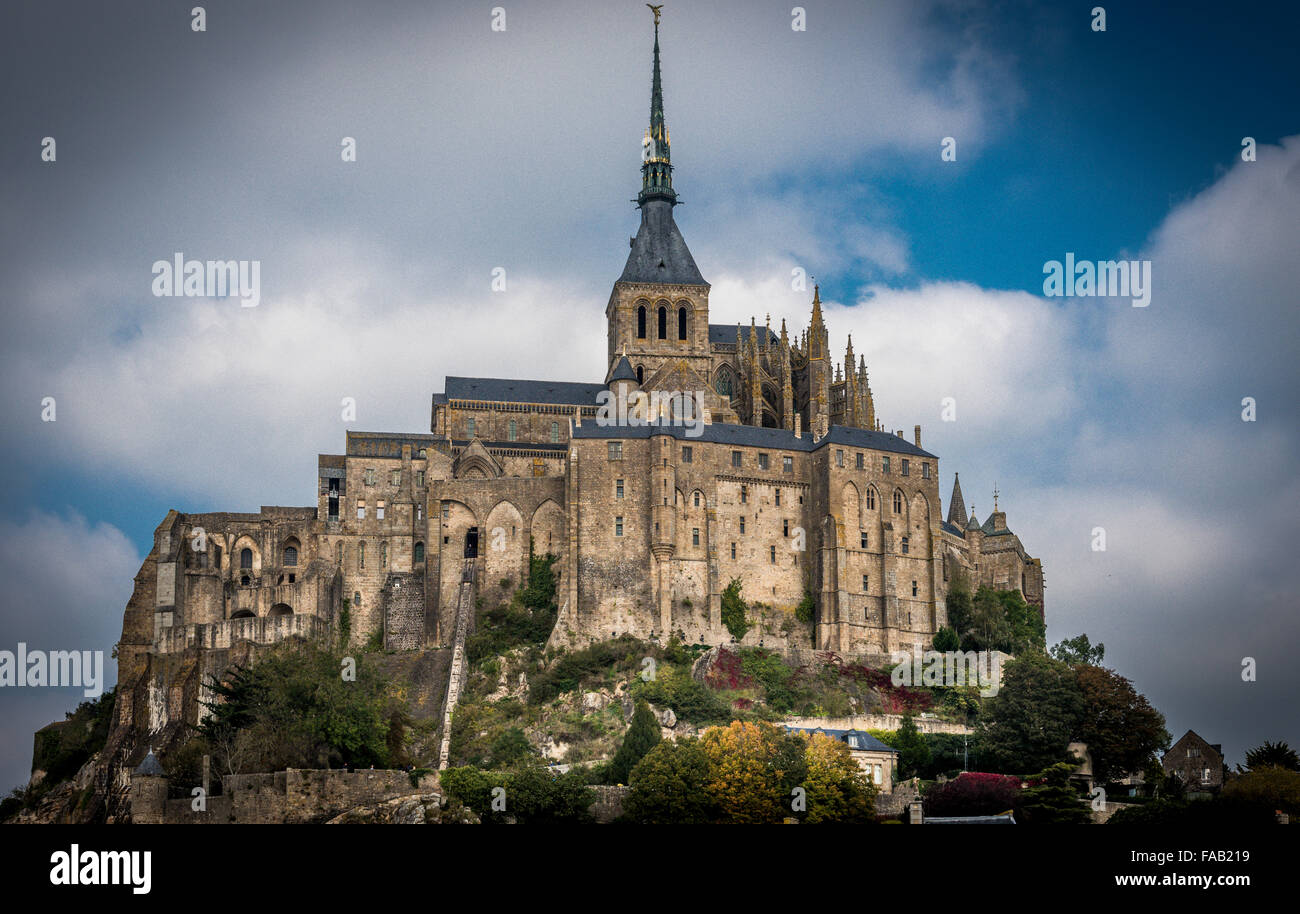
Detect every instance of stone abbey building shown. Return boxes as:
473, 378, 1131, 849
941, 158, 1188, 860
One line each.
113, 18, 1045, 741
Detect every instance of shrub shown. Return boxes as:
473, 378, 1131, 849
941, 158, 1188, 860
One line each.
720, 578, 751, 641
924, 771, 1022, 817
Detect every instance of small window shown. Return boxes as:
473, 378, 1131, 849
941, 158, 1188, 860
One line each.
377, 502, 385, 520
775, 489, 781, 506
551, 421, 560, 443
357, 503, 365, 520
466, 418, 476, 438
783, 519, 789, 537
608, 441, 623, 460
615, 516, 624, 537
758, 453, 769, 470
860, 532, 868, 549
901, 536, 909, 554
637, 305, 647, 339
862, 574, 869, 590
882, 456, 891, 474
678, 306, 688, 340
856, 453, 864, 469
782, 456, 793, 474
441, 503, 449, 520
414, 542, 425, 563
836, 449, 844, 467
731, 451, 742, 468
769, 545, 776, 564
390, 469, 401, 486
240, 548, 253, 570
416, 470, 425, 487
902, 459, 910, 477
922, 463, 931, 480
866, 488, 876, 510
241, 575, 250, 586
365, 468, 376, 486
616, 479, 624, 499
739, 517, 746, 534
893, 490, 903, 513
284, 546, 298, 566
682, 446, 692, 463
692, 528, 700, 546
693, 491, 701, 507
658, 306, 667, 339
508, 419, 517, 442
740, 485, 748, 504
730, 542, 736, 560
912, 580, 918, 596
418, 449, 427, 459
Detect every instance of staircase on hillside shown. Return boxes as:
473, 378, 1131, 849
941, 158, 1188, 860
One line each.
436, 560, 476, 770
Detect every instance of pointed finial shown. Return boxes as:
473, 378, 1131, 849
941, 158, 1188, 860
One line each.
993, 484, 999, 512
647, 3, 663, 26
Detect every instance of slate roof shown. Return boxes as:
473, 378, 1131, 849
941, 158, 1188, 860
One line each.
941, 521, 965, 538
925, 813, 1016, 825
609, 355, 638, 383
708, 324, 780, 345
619, 199, 707, 286
571, 418, 937, 458
785, 727, 898, 753
134, 750, 165, 777
441, 376, 608, 406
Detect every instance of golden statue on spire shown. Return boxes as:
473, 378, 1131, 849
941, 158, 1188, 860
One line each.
647, 4, 663, 26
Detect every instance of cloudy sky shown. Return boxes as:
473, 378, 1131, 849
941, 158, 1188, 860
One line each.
1, 0, 1296, 790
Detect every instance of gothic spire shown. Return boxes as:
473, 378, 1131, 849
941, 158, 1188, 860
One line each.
639, 11, 675, 207
947, 473, 968, 528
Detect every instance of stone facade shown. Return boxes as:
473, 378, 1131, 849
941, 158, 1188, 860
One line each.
1162, 729, 1226, 794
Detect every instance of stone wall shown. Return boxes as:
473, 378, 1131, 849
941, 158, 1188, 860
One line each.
782, 714, 974, 736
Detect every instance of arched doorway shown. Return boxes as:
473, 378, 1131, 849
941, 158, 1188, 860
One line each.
464, 526, 479, 558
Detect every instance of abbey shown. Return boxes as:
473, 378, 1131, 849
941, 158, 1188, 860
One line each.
110, 17, 1044, 747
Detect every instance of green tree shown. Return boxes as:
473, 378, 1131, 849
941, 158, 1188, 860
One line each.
977, 653, 1084, 774
608, 700, 662, 785
1014, 762, 1092, 824
894, 714, 932, 779
1242, 740, 1300, 772
720, 578, 751, 641
945, 569, 973, 638
932, 626, 960, 652
1072, 665, 1168, 783
625, 738, 717, 824
1050, 633, 1105, 666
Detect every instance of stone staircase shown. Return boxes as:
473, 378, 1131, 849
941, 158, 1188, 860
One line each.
436, 561, 476, 770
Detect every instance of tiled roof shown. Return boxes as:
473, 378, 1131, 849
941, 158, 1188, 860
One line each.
785, 727, 898, 753
619, 199, 707, 286
572, 419, 937, 458
708, 324, 780, 345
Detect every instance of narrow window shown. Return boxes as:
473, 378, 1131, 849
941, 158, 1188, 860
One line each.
551, 421, 559, 443
616, 479, 624, 499
357, 502, 366, 520
783, 456, 793, 474
731, 451, 742, 468
365, 468, 376, 486
901, 535, 909, 554
391, 469, 401, 486
783, 519, 789, 537
414, 542, 425, 563
678, 306, 688, 340
922, 463, 931, 480
240, 548, 253, 570
608, 441, 623, 460
882, 456, 891, 474
740, 485, 748, 504
416, 470, 425, 487
615, 516, 624, 537
862, 574, 869, 590
441, 503, 449, 520
658, 306, 667, 339
902, 459, 910, 477
508, 419, 517, 442
637, 305, 647, 339
693, 491, 700, 507
467, 418, 476, 438
836, 449, 844, 467
682, 446, 693, 463
692, 528, 700, 546
758, 453, 769, 470
769, 545, 776, 563
775, 489, 781, 506
739, 517, 746, 534
636, 365, 644, 384
912, 580, 918, 597
377, 501, 385, 520
731, 542, 736, 560
866, 488, 876, 510
856, 453, 864, 469
893, 490, 902, 513
860, 532, 868, 549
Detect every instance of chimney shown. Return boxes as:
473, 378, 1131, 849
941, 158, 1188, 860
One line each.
914, 425, 921, 447
896, 429, 903, 439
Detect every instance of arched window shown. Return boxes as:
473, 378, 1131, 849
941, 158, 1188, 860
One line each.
240, 548, 252, 570
240, 575, 250, 586
637, 305, 647, 339
414, 542, 425, 563
866, 488, 876, 510
636, 365, 644, 384
657, 306, 667, 339
678, 306, 687, 340
893, 490, 902, 513
283, 546, 298, 566
715, 372, 732, 397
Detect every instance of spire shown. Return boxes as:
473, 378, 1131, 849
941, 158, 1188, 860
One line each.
639, 8, 675, 207
947, 473, 968, 527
